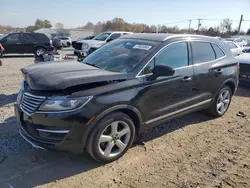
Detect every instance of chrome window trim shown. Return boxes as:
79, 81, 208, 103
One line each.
136, 40, 190, 78
145, 99, 212, 124
136, 39, 227, 78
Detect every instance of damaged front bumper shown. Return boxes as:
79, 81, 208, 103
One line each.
15, 103, 90, 154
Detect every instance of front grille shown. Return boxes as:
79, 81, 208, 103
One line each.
20, 92, 46, 115
72, 42, 82, 50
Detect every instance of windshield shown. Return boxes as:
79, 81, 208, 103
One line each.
93, 32, 111, 41
0, 34, 7, 40
82, 39, 159, 73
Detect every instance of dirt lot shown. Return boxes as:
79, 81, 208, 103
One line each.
0, 53, 250, 188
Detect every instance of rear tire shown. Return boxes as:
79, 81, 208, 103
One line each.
35, 47, 45, 56
208, 85, 232, 117
86, 112, 135, 163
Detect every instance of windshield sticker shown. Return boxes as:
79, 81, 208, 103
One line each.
133, 44, 152, 50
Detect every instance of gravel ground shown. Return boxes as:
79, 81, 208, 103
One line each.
0, 52, 250, 188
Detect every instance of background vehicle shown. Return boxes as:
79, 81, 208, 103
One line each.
234, 37, 248, 47
72, 35, 95, 50
16, 34, 238, 163
52, 37, 64, 50
73, 31, 132, 58
236, 53, 250, 86
57, 36, 72, 47
225, 41, 243, 56
242, 40, 250, 53
0, 32, 53, 56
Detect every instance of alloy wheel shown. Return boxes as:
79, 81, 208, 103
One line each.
216, 89, 231, 115
36, 48, 45, 56
98, 121, 131, 158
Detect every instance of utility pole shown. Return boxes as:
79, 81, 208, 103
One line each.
188, 20, 192, 33
197, 19, 202, 32
238, 15, 243, 34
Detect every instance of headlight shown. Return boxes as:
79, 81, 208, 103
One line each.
82, 43, 89, 50
38, 96, 92, 112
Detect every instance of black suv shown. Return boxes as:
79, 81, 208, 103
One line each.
15, 34, 239, 163
0, 32, 53, 57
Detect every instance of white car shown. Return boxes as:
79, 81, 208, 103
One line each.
57, 36, 72, 47
73, 31, 133, 58
225, 41, 243, 56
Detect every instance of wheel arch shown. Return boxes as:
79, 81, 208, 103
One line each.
222, 78, 237, 94
214, 78, 237, 100
81, 104, 143, 149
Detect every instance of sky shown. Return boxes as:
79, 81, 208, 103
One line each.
1, 0, 250, 31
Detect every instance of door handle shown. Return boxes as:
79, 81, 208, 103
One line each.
182, 76, 192, 82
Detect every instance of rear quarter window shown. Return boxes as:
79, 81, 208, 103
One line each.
211, 44, 225, 59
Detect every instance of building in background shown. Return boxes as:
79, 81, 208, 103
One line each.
34, 28, 94, 40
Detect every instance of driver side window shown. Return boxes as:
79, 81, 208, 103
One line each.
155, 42, 188, 69
5, 34, 21, 44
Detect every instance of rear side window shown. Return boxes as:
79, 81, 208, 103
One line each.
23, 34, 36, 43
109, 33, 121, 40
211, 44, 225, 58
33, 33, 49, 42
192, 42, 215, 64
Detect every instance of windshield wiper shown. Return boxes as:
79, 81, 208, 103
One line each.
84, 62, 100, 68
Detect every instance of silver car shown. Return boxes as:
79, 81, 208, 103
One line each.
73, 31, 133, 58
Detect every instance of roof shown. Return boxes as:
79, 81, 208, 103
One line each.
102, 31, 133, 34
120, 33, 222, 42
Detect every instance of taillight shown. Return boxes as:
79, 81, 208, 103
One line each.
237, 62, 240, 68
58, 41, 62, 45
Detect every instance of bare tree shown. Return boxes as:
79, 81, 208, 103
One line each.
55, 22, 64, 29
220, 18, 233, 33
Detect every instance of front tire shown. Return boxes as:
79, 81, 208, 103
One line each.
86, 112, 135, 163
208, 86, 232, 117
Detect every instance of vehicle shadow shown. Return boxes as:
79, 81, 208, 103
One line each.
0, 112, 213, 188
235, 85, 250, 97
2, 55, 34, 58
136, 111, 213, 144
0, 93, 17, 107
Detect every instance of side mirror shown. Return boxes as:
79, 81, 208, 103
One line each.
106, 38, 113, 43
150, 65, 175, 79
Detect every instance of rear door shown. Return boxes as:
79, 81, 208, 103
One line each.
22, 33, 36, 53
191, 41, 228, 104
137, 41, 196, 124
1, 33, 22, 54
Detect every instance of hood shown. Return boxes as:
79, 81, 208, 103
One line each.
78, 39, 106, 46
236, 54, 250, 65
21, 61, 129, 91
